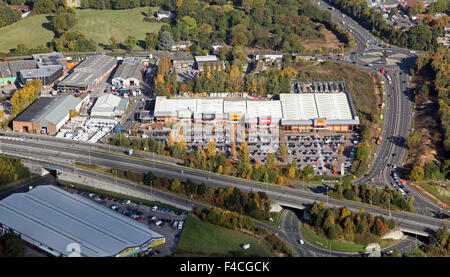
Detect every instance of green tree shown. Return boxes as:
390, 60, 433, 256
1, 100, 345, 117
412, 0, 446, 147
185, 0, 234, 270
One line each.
406, 131, 422, 149
302, 165, 314, 180
123, 35, 137, 51
144, 33, 159, 50
276, 143, 288, 163
109, 36, 119, 50
410, 165, 425, 181
177, 16, 198, 40
265, 152, 276, 169
158, 31, 174, 50
170, 178, 181, 193
356, 144, 370, 161
1, 234, 25, 257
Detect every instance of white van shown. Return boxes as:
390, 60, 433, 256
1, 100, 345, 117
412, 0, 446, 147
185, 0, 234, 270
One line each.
152, 205, 158, 211
178, 221, 183, 230
155, 220, 162, 226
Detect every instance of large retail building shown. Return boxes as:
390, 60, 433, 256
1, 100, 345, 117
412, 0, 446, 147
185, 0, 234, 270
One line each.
153, 92, 359, 132
0, 185, 165, 257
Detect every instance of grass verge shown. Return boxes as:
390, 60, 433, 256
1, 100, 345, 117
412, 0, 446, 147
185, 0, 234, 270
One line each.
300, 223, 395, 253
416, 181, 450, 207
175, 215, 273, 257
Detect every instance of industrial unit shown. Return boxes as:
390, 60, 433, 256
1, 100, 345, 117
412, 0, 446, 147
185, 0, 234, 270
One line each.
0, 186, 165, 257
12, 95, 86, 135
0, 60, 37, 85
194, 55, 223, 71
57, 55, 117, 92
90, 94, 128, 118
18, 53, 66, 88
111, 57, 145, 88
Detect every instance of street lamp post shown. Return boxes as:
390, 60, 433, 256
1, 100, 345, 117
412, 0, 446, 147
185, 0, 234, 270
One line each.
388, 199, 391, 217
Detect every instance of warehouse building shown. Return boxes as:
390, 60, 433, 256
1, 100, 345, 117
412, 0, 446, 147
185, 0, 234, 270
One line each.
58, 55, 117, 92
0, 60, 37, 85
18, 53, 66, 88
0, 185, 165, 257
111, 57, 145, 88
12, 95, 85, 135
18, 66, 63, 88
172, 55, 195, 69
90, 94, 128, 118
194, 55, 223, 71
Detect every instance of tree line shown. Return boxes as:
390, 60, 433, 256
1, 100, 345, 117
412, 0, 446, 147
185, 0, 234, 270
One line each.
153, 52, 299, 97
0, 155, 31, 187
0, 2, 21, 28
308, 202, 396, 245
325, 0, 440, 51
9, 79, 41, 119
328, 183, 415, 212
142, 169, 271, 220
78, 0, 353, 53
408, 47, 449, 182
110, 134, 318, 187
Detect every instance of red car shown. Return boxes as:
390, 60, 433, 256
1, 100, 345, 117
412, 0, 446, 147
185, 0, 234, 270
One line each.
393, 86, 396, 90
365, 174, 370, 177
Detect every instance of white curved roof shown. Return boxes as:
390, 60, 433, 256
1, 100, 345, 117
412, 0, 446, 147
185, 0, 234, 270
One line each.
0, 186, 164, 257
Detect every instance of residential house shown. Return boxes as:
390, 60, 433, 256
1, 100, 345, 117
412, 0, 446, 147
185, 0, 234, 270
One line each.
156, 10, 173, 21
253, 51, 284, 63
171, 41, 192, 51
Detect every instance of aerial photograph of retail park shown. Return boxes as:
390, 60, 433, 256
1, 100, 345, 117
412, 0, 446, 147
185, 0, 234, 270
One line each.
0, 0, 448, 262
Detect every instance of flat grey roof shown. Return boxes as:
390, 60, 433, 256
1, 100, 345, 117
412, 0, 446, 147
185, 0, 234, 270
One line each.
13, 97, 58, 123
0, 185, 164, 257
195, 55, 219, 63
0, 62, 11, 78
19, 65, 62, 79
60, 55, 116, 88
32, 53, 65, 68
112, 60, 144, 81
4, 60, 37, 77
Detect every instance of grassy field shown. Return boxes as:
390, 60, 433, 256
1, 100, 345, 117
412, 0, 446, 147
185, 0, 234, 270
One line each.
0, 14, 54, 53
73, 8, 164, 50
0, 8, 163, 54
175, 215, 274, 257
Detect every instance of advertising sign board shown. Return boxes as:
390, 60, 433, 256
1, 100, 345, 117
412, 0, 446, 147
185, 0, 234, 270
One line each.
178, 110, 192, 118
229, 113, 242, 120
